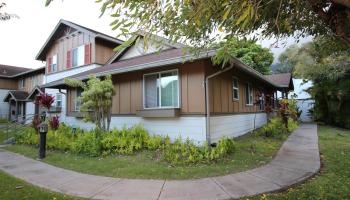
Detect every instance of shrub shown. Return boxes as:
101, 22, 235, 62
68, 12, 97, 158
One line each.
163, 137, 236, 165
14, 127, 38, 145
259, 117, 287, 138
71, 130, 102, 157
49, 115, 60, 130
287, 118, 299, 133
13, 124, 237, 165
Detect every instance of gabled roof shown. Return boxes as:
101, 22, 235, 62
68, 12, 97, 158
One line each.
265, 73, 294, 90
36, 19, 124, 61
3, 90, 29, 102
0, 65, 45, 78
26, 86, 44, 101
106, 31, 186, 65
42, 48, 283, 89
0, 64, 31, 78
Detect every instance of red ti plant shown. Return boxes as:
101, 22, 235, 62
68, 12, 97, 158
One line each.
49, 115, 60, 130
38, 93, 55, 111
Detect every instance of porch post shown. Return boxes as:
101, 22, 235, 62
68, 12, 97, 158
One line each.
8, 99, 11, 121
15, 100, 18, 122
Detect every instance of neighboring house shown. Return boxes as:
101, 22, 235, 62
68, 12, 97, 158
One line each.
0, 64, 45, 122
38, 20, 293, 144
289, 79, 314, 122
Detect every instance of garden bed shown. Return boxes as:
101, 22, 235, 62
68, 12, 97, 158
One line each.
5, 131, 287, 180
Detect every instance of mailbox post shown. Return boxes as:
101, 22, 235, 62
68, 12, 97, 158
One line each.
38, 112, 48, 159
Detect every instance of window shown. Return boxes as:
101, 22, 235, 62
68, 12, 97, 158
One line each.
259, 92, 265, 111
232, 77, 239, 100
144, 70, 179, 109
74, 88, 83, 111
32, 76, 39, 86
51, 54, 58, 72
56, 93, 62, 108
245, 83, 253, 105
19, 79, 25, 88
72, 45, 85, 67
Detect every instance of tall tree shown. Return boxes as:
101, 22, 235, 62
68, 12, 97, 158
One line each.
46, 0, 350, 46
279, 36, 350, 128
212, 37, 273, 74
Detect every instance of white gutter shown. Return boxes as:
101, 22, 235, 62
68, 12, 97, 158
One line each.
205, 63, 234, 146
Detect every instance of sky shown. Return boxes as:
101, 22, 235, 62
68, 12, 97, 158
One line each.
0, 0, 312, 69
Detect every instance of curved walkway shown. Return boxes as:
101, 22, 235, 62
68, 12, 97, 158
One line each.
0, 124, 320, 200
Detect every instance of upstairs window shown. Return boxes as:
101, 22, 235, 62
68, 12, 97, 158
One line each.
51, 54, 58, 72
19, 79, 25, 88
245, 83, 254, 105
144, 70, 179, 109
232, 77, 239, 100
72, 45, 85, 67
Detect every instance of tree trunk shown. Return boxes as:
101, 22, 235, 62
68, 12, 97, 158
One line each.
307, 0, 350, 46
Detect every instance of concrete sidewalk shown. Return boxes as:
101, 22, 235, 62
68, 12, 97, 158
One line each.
0, 124, 320, 200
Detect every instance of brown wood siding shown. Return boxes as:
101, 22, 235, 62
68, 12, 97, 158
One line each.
95, 39, 116, 65
206, 63, 275, 114
0, 78, 17, 90
46, 32, 94, 73
66, 88, 76, 112
21, 73, 44, 93
65, 60, 207, 116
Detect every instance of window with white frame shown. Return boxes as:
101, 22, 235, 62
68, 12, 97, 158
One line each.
245, 83, 253, 105
232, 77, 239, 100
56, 93, 62, 108
19, 79, 25, 88
144, 70, 179, 108
51, 54, 58, 72
72, 45, 85, 67
74, 88, 83, 111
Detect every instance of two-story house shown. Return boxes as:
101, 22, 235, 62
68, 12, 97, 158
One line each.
0, 64, 45, 122
39, 20, 293, 144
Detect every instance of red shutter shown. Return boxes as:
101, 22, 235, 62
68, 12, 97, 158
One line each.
67, 50, 71, 68
47, 57, 52, 73
84, 43, 91, 65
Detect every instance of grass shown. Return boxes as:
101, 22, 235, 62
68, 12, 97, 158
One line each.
0, 171, 81, 200
3, 133, 286, 180
250, 125, 350, 200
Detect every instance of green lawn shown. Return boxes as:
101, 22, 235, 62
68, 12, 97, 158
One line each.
4, 133, 285, 180
0, 171, 81, 200
250, 126, 350, 200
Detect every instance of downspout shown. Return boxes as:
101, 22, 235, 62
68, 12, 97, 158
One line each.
205, 63, 234, 146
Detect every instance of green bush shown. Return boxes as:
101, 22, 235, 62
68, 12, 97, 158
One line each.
13, 123, 237, 165
287, 118, 299, 133
71, 130, 102, 157
14, 127, 38, 145
258, 117, 287, 138
163, 137, 236, 165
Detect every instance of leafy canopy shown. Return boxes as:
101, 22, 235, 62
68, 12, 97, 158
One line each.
212, 37, 273, 74
280, 37, 350, 80
46, 0, 350, 47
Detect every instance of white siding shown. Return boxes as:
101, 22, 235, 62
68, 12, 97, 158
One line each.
45, 64, 102, 83
0, 89, 10, 119
120, 38, 172, 60
210, 113, 267, 142
64, 116, 207, 144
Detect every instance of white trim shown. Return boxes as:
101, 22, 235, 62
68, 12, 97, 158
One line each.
232, 76, 239, 101
143, 69, 180, 109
